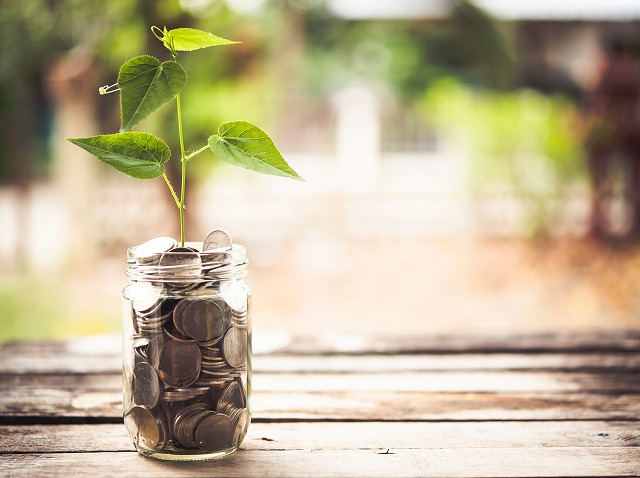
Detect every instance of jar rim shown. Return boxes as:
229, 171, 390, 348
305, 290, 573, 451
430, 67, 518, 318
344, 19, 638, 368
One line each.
126, 242, 247, 283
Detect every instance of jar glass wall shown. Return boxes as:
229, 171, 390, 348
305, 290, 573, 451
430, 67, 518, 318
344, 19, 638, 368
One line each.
121, 240, 251, 461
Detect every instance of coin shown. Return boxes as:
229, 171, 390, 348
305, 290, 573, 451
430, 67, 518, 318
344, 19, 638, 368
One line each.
157, 338, 202, 388
216, 381, 246, 412
164, 323, 191, 342
232, 411, 248, 444
124, 405, 166, 450
159, 248, 202, 278
133, 346, 148, 367
134, 237, 178, 263
133, 361, 161, 408
171, 299, 193, 337
136, 299, 175, 335
194, 377, 228, 387
197, 334, 224, 348
162, 386, 209, 402
200, 250, 231, 268
181, 299, 229, 341
203, 229, 232, 251
222, 292, 247, 315
132, 283, 164, 316
125, 230, 251, 455
176, 246, 199, 252
145, 334, 166, 369
222, 327, 247, 369
194, 412, 234, 451
173, 403, 208, 448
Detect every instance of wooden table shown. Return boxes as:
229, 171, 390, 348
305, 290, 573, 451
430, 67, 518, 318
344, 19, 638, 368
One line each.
1, 331, 639, 477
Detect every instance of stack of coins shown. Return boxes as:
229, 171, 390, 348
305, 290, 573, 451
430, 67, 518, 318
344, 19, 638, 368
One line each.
124, 230, 250, 454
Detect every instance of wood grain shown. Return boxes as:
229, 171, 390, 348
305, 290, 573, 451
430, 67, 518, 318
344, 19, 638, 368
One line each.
3, 352, 640, 375
1, 333, 638, 477
1, 391, 638, 422
2, 330, 639, 356
2, 448, 639, 477
1, 376, 638, 422
1, 421, 639, 454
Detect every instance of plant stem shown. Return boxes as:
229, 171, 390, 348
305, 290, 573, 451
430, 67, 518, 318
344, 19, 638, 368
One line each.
162, 172, 181, 209
185, 145, 209, 161
176, 93, 187, 246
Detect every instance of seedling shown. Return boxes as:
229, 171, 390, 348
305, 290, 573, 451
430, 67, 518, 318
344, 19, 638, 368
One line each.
68, 26, 304, 245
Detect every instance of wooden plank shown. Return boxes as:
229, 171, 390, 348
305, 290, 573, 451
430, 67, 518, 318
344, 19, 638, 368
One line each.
254, 391, 640, 422
0, 373, 122, 389
1, 370, 638, 393
0, 354, 122, 375
0, 424, 132, 453
1, 448, 639, 477
272, 330, 640, 355
3, 352, 640, 375
2, 330, 639, 357
254, 353, 640, 373
1, 388, 638, 422
1, 421, 639, 454
252, 371, 640, 393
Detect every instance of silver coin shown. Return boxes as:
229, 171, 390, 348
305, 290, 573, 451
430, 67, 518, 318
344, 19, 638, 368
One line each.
222, 292, 247, 316
173, 403, 208, 448
216, 381, 246, 412
201, 358, 227, 369
200, 250, 231, 268
232, 411, 248, 444
157, 338, 202, 388
159, 248, 202, 278
133, 361, 161, 408
203, 229, 232, 251
194, 412, 234, 451
181, 299, 229, 341
162, 386, 208, 403
137, 301, 173, 334
152, 298, 179, 318
134, 237, 178, 263
132, 283, 165, 315
229, 406, 245, 424
222, 327, 247, 369
194, 378, 229, 388
124, 405, 166, 450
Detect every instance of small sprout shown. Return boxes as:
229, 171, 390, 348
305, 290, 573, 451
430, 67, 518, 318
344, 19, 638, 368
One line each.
69, 26, 303, 247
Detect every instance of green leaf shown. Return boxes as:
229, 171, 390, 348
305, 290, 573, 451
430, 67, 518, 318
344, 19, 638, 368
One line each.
166, 28, 239, 52
67, 133, 171, 179
209, 121, 304, 181
118, 55, 186, 131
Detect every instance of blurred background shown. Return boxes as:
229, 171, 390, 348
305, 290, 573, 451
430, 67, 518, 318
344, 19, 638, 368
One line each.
2, 0, 640, 344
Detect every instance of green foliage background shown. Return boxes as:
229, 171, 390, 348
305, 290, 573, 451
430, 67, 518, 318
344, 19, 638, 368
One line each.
0, 0, 591, 343
421, 79, 587, 236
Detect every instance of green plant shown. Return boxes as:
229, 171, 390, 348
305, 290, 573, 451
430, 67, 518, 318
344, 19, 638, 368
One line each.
68, 26, 304, 245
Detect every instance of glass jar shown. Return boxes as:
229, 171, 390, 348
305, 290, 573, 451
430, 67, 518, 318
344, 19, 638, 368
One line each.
121, 240, 251, 461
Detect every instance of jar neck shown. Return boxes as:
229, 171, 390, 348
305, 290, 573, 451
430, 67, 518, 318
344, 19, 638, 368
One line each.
126, 242, 248, 284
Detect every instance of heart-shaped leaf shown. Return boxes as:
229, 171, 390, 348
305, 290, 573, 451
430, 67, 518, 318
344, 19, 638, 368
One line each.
166, 28, 239, 52
67, 132, 171, 179
118, 55, 186, 131
208, 121, 304, 181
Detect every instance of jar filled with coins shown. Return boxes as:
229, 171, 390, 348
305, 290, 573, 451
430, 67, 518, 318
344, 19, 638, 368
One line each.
121, 230, 251, 460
